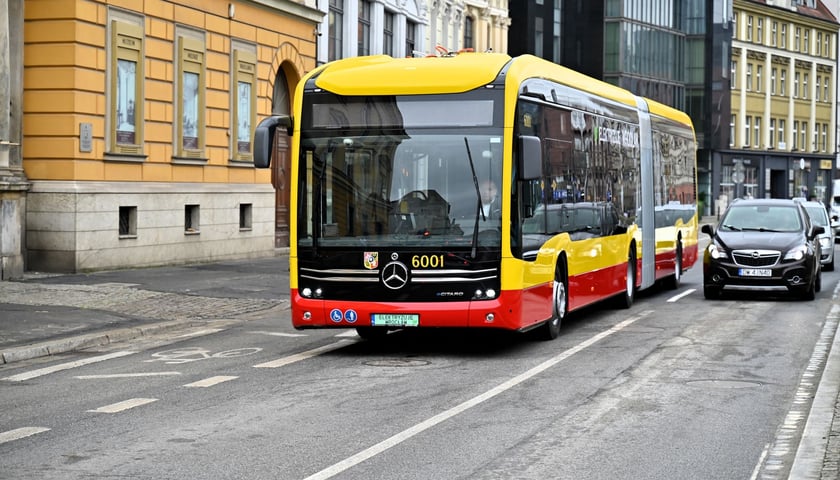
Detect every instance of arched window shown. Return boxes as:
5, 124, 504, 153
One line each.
464, 16, 474, 50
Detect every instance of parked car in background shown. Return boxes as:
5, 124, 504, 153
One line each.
701, 198, 823, 300
797, 200, 835, 270
830, 198, 840, 239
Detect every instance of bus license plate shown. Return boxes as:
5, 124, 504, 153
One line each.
371, 314, 420, 327
739, 268, 771, 277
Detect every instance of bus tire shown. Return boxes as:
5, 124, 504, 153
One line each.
665, 240, 682, 290
617, 248, 636, 309
540, 261, 567, 340
356, 327, 389, 340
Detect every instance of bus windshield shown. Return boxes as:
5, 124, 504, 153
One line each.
297, 95, 504, 249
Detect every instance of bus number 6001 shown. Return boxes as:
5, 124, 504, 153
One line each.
412, 255, 444, 268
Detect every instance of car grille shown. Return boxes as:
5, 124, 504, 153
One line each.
732, 250, 780, 268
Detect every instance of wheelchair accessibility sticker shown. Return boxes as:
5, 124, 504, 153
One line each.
330, 309, 358, 324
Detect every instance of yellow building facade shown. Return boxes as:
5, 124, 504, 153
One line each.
729, 0, 837, 203
22, 0, 320, 272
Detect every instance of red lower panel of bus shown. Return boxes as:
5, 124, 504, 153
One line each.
291, 288, 553, 332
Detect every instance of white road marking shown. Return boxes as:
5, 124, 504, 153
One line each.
335, 330, 359, 337
303, 313, 650, 480
87, 398, 158, 413
0, 427, 50, 445
254, 340, 356, 368
249, 330, 308, 337
75, 372, 181, 379
177, 328, 223, 338
2, 351, 137, 382
183, 376, 238, 388
666, 288, 696, 302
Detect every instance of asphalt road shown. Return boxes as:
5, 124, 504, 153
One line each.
0, 258, 837, 479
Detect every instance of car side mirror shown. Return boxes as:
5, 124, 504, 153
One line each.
813, 225, 825, 237
701, 224, 714, 236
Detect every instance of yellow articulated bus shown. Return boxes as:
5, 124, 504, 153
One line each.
254, 53, 698, 340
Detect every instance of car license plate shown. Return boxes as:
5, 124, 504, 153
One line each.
371, 314, 420, 327
738, 268, 772, 277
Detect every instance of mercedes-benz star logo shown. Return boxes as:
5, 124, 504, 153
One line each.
381, 261, 409, 290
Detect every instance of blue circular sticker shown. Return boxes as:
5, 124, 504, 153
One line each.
344, 309, 358, 323
329, 309, 343, 323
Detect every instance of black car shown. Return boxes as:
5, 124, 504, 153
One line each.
701, 198, 823, 300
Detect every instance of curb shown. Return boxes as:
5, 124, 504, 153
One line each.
0, 319, 202, 365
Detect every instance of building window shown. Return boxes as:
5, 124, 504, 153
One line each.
176, 30, 206, 159
781, 24, 787, 49
232, 43, 257, 162
801, 121, 808, 151
804, 29, 809, 54
730, 115, 736, 147
734, 13, 739, 38
780, 69, 786, 95
383, 10, 394, 56
794, 72, 800, 98
779, 119, 785, 148
119, 206, 137, 237
358, 0, 371, 56
769, 118, 776, 148
813, 124, 819, 151
464, 16, 474, 50
822, 124, 828, 151
756, 65, 762, 93
793, 121, 799, 150
744, 116, 751, 146
731, 61, 737, 89
746, 16, 752, 42
772, 21, 777, 46
240, 203, 253, 230
108, 13, 145, 155
329, 0, 344, 61
757, 18, 763, 43
824, 75, 830, 101
803, 73, 808, 100
817, 32, 822, 56
824, 35, 830, 57
795, 27, 801, 51
406, 20, 417, 57
754, 117, 761, 148
771, 68, 777, 95
746, 63, 752, 91
816, 76, 822, 102
185, 204, 200, 234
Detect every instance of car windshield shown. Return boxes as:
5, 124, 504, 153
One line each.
721, 204, 802, 232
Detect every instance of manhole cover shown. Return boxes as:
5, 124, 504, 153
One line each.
363, 359, 430, 367
686, 379, 763, 389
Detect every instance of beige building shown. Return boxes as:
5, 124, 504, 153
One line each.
10, 0, 322, 273
425, 0, 509, 55
728, 0, 837, 205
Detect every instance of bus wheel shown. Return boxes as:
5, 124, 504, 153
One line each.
617, 249, 636, 309
666, 241, 682, 290
356, 327, 389, 340
541, 262, 567, 340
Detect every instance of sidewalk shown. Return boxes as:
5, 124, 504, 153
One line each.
0, 252, 290, 364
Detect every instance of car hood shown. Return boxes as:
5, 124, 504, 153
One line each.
713, 230, 805, 252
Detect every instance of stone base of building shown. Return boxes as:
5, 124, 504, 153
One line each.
0, 186, 28, 280
26, 181, 275, 273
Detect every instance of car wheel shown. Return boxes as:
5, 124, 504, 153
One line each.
540, 261, 567, 341
666, 242, 682, 290
826, 256, 835, 272
703, 284, 721, 299
616, 248, 636, 309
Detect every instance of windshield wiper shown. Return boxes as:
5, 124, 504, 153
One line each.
721, 224, 742, 231
465, 137, 482, 259
742, 227, 783, 232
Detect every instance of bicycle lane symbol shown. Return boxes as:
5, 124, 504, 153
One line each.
145, 347, 263, 365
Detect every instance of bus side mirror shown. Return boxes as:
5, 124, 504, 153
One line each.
253, 115, 293, 168
517, 135, 541, 180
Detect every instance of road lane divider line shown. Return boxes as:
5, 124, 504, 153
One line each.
75, 372, 181, 379
303, 312, 651, 480
666, 288, 695, 302
249, 331, 308, 337
2, 351, 137, 382
253, 340, 355, 369
183, 376, 238, 388
0, 427, 51, 445
87, 398, 158, 413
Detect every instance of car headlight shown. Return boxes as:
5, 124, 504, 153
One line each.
708, 244, 728, 259
820, 237, 832, 249
784, 244, 808, 261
